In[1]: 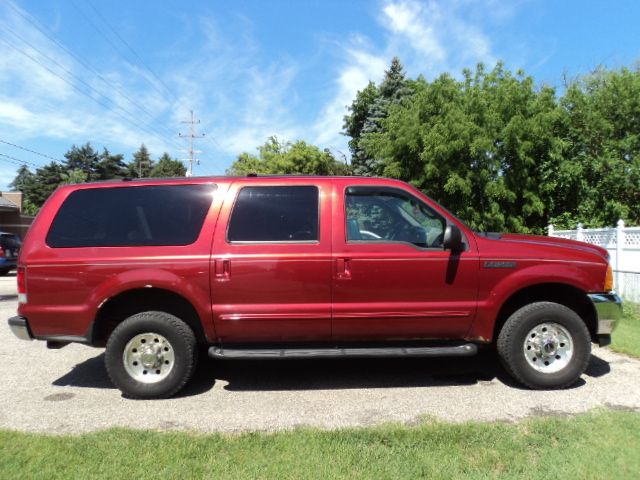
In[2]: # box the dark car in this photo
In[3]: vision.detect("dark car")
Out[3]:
[0,231,21,275]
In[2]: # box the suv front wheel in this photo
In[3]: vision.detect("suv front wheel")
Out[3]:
[105,311,198,399]
[497,302,591,389]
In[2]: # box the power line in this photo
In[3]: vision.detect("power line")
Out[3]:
[0,152,39,168]
[86,0,180,105]
[5,0,168,129]
[70,0,179,109]
[3,25,182,149]
[0,139,64,163]
[0,35,180,151]
[179,110,205,177]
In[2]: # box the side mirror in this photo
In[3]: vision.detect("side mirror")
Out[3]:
[443,224,463,252]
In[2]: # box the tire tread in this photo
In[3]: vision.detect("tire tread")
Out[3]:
[105,311,197,399]
[497,301,591,389]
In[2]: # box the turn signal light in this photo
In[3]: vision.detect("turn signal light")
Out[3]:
[604,264,614,292]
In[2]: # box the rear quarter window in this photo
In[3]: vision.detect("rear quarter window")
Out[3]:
[46,184,215,248]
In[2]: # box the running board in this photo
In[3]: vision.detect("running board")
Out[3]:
[208,344,477,359]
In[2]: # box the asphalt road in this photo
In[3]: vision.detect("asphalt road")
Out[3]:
[1,274,639,434]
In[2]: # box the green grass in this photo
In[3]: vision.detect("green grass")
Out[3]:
[611,302,640,358]
[1,410,639,479]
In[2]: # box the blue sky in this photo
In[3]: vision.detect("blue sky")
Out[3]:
[0,0,639,188]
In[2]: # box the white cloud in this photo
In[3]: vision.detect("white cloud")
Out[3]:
[313,48,387,147]
[380,0,497,71]
[310,0,501,154]
[383,1,446,63]
[161,17,305,173]
[0,0,512,184]
[0,1,181,167]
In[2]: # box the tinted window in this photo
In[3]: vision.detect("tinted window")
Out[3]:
[346,187,445,248]
[47,184,215,248]
[228,186,319,242]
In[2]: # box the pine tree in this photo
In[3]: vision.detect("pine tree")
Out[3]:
[8,164,35,193]
[96,148,127,180]
[63,143,100,181]
[150,153,187,177]
[343,57,413,176]
[127,144,155,178]
[343,82,379,176]
[29,162,67,207]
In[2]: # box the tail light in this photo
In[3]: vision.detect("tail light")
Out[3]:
[17,266,27,303]
[0,246,4,258]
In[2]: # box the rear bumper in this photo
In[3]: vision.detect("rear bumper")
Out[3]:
[588,293,622,346]
[8,315,32,341]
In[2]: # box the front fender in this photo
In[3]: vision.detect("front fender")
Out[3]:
[468,260,603,341]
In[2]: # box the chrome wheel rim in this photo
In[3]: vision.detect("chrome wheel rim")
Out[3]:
[123,333,175,383]
[523,322,573,373]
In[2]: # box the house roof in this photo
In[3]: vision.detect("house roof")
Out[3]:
[0,196,19,211]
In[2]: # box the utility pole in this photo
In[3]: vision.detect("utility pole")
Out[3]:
[178,110,205,177]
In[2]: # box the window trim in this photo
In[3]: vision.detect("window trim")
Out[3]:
[344,185,465,252]
[45,183,216,249]
[225,184,321,245]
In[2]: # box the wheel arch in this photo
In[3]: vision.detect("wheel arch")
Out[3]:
[92,288,207,347]
[491,283,597,344]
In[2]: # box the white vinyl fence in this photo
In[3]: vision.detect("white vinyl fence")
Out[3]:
[548,220,640,302]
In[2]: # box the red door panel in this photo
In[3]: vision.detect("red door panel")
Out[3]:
[331,180,479,341]
[210,181,332,343]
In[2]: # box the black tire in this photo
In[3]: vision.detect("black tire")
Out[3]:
[105,311,197,399]
[0,268,11,276]
[497,302,591,389]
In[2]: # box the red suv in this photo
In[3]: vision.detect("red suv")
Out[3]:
[8,176,622,398]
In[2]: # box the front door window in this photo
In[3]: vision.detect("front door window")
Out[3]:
[345,188,446,249]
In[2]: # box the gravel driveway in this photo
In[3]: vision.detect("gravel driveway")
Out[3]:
[1,275,639,434]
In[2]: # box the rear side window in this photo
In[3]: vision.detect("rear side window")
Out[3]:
[227,186,319,242]
[47,184,215,248]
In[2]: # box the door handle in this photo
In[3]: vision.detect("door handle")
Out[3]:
[214,259,230,280]
[336,258,351,280]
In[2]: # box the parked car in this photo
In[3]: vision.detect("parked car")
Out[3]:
[0,231,22,275]
[8,176,622,398]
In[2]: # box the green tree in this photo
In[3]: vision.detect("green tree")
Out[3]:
[362,62,564,233]
[550,66,640,228]
[227,137,350,176]
[8,164,35,194]
[343,57,413,176]
[61,168,88,184]
[96,148,127,180]
[127,144,155,178]
[343,81,379,175]
[150,153,187,177]
[8,165,39,215]
[63,143,100,181]
[28,162,67,207]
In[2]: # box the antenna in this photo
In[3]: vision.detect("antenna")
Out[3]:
[179,110,205,176]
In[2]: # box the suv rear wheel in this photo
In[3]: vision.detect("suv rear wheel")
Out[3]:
[497,302,591,389]
[105,311,197,399]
